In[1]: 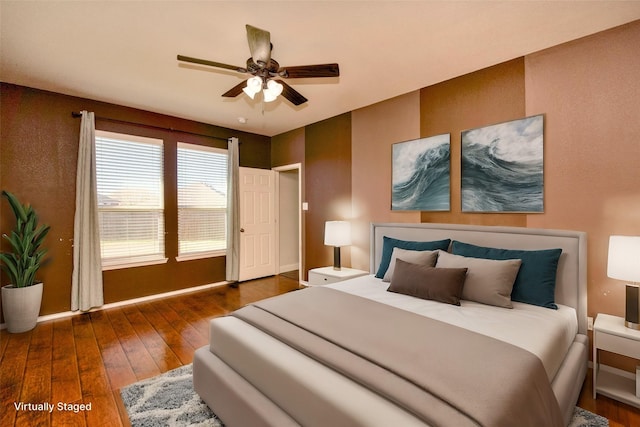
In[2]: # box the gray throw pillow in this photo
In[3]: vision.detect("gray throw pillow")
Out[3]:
[435,251,521,308]
[382,247,439,282]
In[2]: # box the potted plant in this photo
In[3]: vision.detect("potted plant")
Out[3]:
[0,190,50,333]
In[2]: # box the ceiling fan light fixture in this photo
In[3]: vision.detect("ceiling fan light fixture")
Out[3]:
[178,24,339,106]
[263,79,284,103]
[243,76,262,99]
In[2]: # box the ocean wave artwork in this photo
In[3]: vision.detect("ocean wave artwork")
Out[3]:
[461,114,544,212]
[392,134,450,211]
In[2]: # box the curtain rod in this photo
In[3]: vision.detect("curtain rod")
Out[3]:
[71,111,231,142]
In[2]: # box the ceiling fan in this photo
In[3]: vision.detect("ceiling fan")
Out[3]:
[177,25,340,106]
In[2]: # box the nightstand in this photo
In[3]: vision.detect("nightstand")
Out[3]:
[593,313,640,408]
[307,267,369,286]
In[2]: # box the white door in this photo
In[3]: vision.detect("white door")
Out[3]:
[239,167,276,281]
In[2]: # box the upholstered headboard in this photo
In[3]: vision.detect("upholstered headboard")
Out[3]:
[370,223,588,334]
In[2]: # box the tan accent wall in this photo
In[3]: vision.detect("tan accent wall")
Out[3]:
[351,92,421,271]
[524,22,640,369]
[420,58,527,227]
[347,22,640,371]
[351,60,528,273]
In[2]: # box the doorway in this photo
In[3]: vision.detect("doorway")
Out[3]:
[274,164,302,283]
[238,167,276,282]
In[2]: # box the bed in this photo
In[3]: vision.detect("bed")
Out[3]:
[193,222,588,427]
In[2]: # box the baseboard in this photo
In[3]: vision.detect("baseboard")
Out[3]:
[588,360,636,380]
[279,263,299,273]
[0,281,229,330]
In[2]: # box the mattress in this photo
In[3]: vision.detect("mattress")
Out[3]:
[328,274,578,380]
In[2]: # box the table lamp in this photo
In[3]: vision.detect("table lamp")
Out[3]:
[324,221,351,270]
[607,235,640,330]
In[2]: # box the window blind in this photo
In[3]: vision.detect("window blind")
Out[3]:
[177,142,228,257]
[95,131,165,267]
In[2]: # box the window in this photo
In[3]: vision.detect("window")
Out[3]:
[177,142,228,259]
[95,131,166,268]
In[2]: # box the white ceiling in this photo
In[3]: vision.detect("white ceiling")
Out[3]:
[2,1,639,137]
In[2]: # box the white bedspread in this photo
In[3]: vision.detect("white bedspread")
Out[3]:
[328,274,578,380]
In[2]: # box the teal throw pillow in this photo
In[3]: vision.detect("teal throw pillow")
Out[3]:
[451,241,562,309]
[375,236,451,279]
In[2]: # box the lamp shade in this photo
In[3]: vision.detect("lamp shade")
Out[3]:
[608,235,640,282]
[243,76,262,99]
[263,80,283,103]
[324,221,351,247]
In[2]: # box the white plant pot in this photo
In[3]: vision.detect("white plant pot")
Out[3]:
[1,282,43,333]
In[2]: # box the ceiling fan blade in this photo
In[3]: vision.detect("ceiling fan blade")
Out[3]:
[279,63,340,78]
[246,25,271,66]
[276,80,308,106]
[177,55,246,73]
[222,79,249,98]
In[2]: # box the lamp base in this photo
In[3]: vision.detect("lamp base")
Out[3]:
[625,284,640,330]
[333,247,342,271]
[625,320,640,330]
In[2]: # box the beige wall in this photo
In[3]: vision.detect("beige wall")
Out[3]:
[351,92,421,270]
[525,22,640,323]
[347,20,640,370]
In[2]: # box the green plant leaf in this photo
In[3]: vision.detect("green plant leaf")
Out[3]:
[2,191,28,223]
[33,224,51,247]
[23,263,38,287]
[5,231,24,255]
[0,253,19,286]
[0,191,49,288]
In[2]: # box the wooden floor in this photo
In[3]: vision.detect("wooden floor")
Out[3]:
[0,275,301,427]
[577,368,640,426]
[2,275,640,427]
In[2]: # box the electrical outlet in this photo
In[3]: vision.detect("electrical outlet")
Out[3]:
[587,316,594,331]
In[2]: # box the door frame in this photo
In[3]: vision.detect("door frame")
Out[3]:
[273,163,303,283]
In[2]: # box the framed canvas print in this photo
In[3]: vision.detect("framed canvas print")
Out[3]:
[461,114,544,213]
[392,134,450,211]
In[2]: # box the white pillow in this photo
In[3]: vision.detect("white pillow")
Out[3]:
[435,250,521,308]
[382,247,438,282]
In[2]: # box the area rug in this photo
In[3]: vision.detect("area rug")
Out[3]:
[121,364,609,427]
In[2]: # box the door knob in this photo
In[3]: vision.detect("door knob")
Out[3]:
[240,228,245,232]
